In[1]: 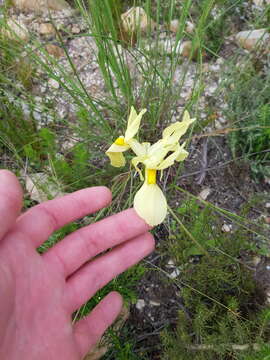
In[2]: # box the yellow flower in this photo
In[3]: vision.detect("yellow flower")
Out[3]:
[132,111,195,226]
[105,107,147,167]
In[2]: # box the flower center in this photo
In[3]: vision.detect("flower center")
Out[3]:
[114,136,126,146]
[147,169,157,184]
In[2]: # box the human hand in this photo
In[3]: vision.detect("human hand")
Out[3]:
[0,170,154,360]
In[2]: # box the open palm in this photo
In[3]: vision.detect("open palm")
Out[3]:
[0,170,154,360]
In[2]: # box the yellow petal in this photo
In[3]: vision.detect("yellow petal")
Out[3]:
[162,110,195,144]
[134,182,167,226]
[128,138,148,157]
[106,143,129,167]
[124,107,147,142]
[176,149,189,161]
[106,142,130,153]
[131,155,145,181]
[157,143,188,170]
[106,151,126,167]
[144,140,176,169]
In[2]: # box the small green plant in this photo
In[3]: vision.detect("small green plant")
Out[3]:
[0,99,38,150]
[226,66,270,180]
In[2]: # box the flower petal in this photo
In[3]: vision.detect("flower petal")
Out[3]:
[106,142,130,153]
[145,140,176,169]
[157,143,188,170]
[128,138,148,157]
[131,155,145,180]
[134,182,167,226]
[106,151,126,167]
[162,110,195,144]
[125,107,147,142]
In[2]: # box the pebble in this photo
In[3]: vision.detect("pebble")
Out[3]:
[71,24,81,34]
[135,299,146,311]
[169,268,181,279]
[162,39,193,57]
[198,187,211,201]
[235,29,269,51]
[149,300,160,306]
[179,40,193,57]
[121,7,156,34]
[186,21,194,34]
[169,19,180,33]
[166,259,176,268]
[169,19,194,34]
[2,18,30,42]
[221,223,232,233]
[39,23,55,36]
[45,44,65,58]
[24,172,65,203]
[252,256,261,266]
[253,0,270,6]
[12,0,71,13]
[48,78,60,89]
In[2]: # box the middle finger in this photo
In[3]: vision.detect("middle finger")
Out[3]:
[66,231,154,312]
[43,208,150,278]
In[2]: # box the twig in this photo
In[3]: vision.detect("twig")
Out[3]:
[196,137,208,185]
[187,343,266,351]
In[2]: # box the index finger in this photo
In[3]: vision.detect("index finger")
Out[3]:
[15,186,112,247]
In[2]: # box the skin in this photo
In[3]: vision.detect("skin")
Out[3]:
[0,170,154,360]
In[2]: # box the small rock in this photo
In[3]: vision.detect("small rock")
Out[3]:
[252,256,261,266]
[265,202,270,208]
[265,217,270,225]
[166,259,176,268]
[135,299,146,311]
[235,29,269,52]
[264,177,270,185]
[48,78,60,89]
[198,187,211,201]
[202,63,210,72]
[186,21,195,34]
[162,39,194,58]
[253,0,270,6]
[179,40,193,57]
[39,23,55,36]
[216,57,225,65]
[25,173,65,203]
[169,268,180,279]
[71,24,81,34]
[266,289,270,305]
[221,223,232,233]
[159,31,167,39]
[121,7,156,34]
[169,19,194,34]
[2,18,29,42]
[149,300,160,306]
[215,119,224,130]
[45,44,65,58]
[169,19,180,33]
[12,0,71,13]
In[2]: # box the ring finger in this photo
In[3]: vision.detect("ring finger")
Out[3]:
[66,232,154,313]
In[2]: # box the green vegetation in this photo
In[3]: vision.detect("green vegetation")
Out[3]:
[226,63,270,180]
[161,198,269,360]
[0,0,269,358]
